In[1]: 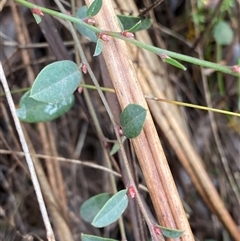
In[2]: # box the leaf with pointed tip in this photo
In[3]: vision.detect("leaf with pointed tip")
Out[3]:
[33,13,42,24]
[160,226,184,238]
[91,190,128,228]
[30,60,81,104]
[128,20,142,33]
[81,234,118,241]
[110,136,127,155]
[17,90,74,123]
[117,15,152,32]
[162,57,186,70]
[87,0,102,17]
[80,193,111,223]
[93,39,103,56]
[75,6,98,42]
[120,104,147,139]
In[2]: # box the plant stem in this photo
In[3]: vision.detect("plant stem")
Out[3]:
[105,31,238,76]
[15,0,240,77]
[216,43,224,95]
[15,0,100,32]
[0,63,55,241]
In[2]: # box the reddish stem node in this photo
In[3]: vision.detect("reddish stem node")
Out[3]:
[159,53,169,60]
[84,18,96,25]
[127,184,136,198]
[153,225,162,236]
[99,33,110,41]
[121,31,134,38]
[231,65,240,74]
[81,63,88,74]
[77,86,83,94]
[32,8,44,16]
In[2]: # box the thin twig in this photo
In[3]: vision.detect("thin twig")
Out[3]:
[138,0,164,17]
[0,63,55,241]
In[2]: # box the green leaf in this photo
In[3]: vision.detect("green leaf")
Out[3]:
[80,193,111,223]
[213,21,233,45]
[17,90,74,123]
[160,226,184,238]
[110,136,127,155]
[30,60,81,103]
[87,0,102,17]
[93,39,103,56]
[81,234,118,241]
[75,6,98,42]
[117,15,152,32]
[128,20,142,33]
[161,56,186,70]
[33,13,42,24]
[120,104,147,139]
[91,190,128,228]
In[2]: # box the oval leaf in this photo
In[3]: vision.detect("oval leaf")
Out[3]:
[17,90,74,123]
[81,234,118,241]
[117,15,152,32]
[80,193,111,223]
[93,39,103,56]
[75,6,98,42]
[160,226,184,238]
[213,21,233,45]
[92,189,128,228]
[87,0,102,17]
[30,60,81,103]
[162,57,186,70]
[120,104,147,139]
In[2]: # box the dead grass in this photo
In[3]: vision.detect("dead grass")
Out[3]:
[0,0,239,241]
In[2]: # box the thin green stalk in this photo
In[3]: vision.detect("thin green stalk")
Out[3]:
[216,43,224,95]
[106,31,238,76]
[15,0,99,32]
[15,0,240,77]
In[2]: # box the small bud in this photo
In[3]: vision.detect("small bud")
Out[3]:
[77,86,83,94]
[231,65,240,73]
[153,225,162,235]
[32,8,44,16]
[99,33,110,41]
[84,18,96,25]
[121,31,134,38]
[81,63,88,74]
[127,185,136,198]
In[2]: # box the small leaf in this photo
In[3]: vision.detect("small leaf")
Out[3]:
[87,0,102,17]
[30,60,81,103]
[161,56,186,70]
[80,193,111,223]
[92,190,128,228]
[117,15,152,32]
[33,13,42,24]
[213,21,233,45]
[75,6,98,42]
[110,136,127,155]
[120,104,147,139]
[17,90,74,123]
[160,226,184,238]
[81,234,118,241]
[128,20,142,33]
[93,39,103,56]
